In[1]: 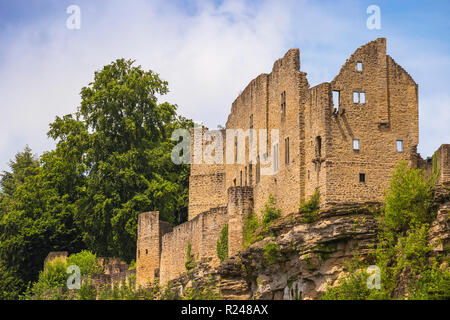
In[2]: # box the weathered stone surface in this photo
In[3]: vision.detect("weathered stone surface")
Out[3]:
[165,205,379,300]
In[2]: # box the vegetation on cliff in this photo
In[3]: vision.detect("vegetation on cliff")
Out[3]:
[299,189,320,223]
[321,161,449,300]
[216,224,228,262]
[242,195,281,249]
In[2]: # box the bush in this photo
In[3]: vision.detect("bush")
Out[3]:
[66,250,101,277]
[185,242,196,271]
[263,242,281,265]
[216,224,228,262]
[383,161,436,231]
[321,270,373,300]
[182,277,220,300]
[262,195,281,226]
[27,259,68,299]
[79,278,97,300]
[299,189,320,223]
[322,161,449,300]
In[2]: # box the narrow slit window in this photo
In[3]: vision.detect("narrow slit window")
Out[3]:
[245,167,247,186]
[281,91,286,118]
[285,137,290,165]
[353,139,360,150]
[273,143,279,173]
[333,90,340,111]
[356,62,363,71]
[315,136,322,158]
[359,173,366,183]
[240,171,242,186]
[353,92,359,103]
[396,140,403,152]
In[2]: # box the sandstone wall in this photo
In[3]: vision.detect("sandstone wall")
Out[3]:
[227,187,254,256]
[136,212,172,286]
[188,127,227,220]
[324,38,418,206]
[435,144,450,184]
[224,49,308,218]
[159,206,228,284]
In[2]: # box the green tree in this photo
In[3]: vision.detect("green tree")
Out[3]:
[48,59,192,261]
[0,146,83,297]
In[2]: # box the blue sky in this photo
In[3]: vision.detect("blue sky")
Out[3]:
[0,0,449,173]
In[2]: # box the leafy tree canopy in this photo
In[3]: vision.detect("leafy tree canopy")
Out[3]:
[0,59,192,297]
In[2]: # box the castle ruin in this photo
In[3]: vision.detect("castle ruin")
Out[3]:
[136,38,450,287]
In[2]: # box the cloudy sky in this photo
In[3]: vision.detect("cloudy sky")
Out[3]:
[0,0,449,172]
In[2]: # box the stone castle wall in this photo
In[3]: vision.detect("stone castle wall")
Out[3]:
[188,127,227,220]
[323,38,418,206]
[159,206,228,284]
[136,38,449,287]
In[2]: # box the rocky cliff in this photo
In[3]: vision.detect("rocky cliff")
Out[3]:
[166,183,449,300]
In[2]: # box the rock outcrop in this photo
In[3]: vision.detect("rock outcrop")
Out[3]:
[168,203,381,300]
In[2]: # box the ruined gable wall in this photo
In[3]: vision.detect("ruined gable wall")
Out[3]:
[324,38,418,205]
[225,49,307,218]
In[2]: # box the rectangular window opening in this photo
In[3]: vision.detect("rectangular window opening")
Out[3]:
[332,90,340,111]
[353,139,360,150]
[359,173,366,183]
[396,140,403,152]
[281,91,286,118]
[273,143,279,173]
[356,62,363,71]
[245,167,247,186]
[353,91,359,103]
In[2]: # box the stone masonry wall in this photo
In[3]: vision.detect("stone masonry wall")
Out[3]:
[227,187,254,257]
[224,49,308,218]
[189,127,227,220]
[325,38,418,206]
[136,212,172,286]
[136,38,438,287]
[159,206,228,284]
